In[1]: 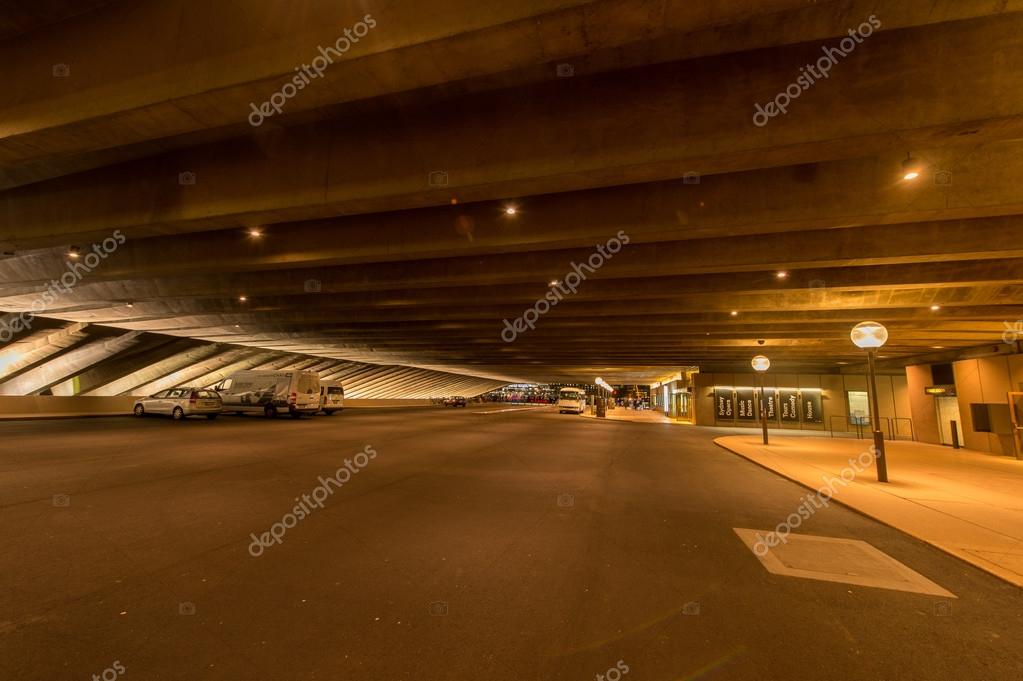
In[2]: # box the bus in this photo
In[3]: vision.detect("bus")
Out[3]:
[557,387,586,414]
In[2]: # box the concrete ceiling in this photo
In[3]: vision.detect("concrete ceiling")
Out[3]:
[2,0,1023,385]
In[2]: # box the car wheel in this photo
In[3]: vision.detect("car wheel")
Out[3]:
[290,411,302,419]
[172,407,184,421]
[133,404,145,417]
[206,414,218,420]
[264,405,277,419]
[324,410,334,416]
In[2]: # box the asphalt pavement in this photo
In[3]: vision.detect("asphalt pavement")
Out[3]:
[1,406,1020,680]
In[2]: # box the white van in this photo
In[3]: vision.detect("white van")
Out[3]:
[557,387,587,414]
[320,380,344,415]
[215,370,321,419]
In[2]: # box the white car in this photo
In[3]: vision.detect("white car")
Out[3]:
[133,388,223,420]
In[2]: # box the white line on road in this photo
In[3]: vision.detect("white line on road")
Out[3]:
[472,406,549,415]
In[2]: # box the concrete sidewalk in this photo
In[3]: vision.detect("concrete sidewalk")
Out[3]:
[715,435,1023,587]
[579,408,679,425]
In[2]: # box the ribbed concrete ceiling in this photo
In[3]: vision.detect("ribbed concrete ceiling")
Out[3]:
[2,0,1022,384]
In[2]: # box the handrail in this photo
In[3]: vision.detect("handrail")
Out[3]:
[829,415,914,441]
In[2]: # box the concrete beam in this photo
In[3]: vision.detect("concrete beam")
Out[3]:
[0,330,142,395]
[6,13,1023,248]
[85,342,226,396]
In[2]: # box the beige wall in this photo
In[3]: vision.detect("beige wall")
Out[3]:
[905,364,939,444]
[953,357,1017,455]
[904,355,1023,457]
[693,372,910,435]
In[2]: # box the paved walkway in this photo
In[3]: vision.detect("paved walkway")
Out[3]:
[579,408,680,424]
[715,435,1023,587]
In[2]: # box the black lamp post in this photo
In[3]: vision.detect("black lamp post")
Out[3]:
[851,321,890,483]
[752,355,770,445]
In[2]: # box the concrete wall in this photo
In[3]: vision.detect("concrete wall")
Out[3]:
[0,396,436,419]
[905,364,940,444]
[344,399,434,408]
[693,372,910,436]
[903,354,1023,457]
[0,396,135,418]
[953,357,1017,455]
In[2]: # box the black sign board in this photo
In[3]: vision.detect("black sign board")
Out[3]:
[735,388,756,421]
[759,390,778,420]
[802,391,823,423]
[779,389,800,422]
[714,388,734,420]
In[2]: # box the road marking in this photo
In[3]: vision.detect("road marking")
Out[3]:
[734,528,956,597]
[472,406,549,415]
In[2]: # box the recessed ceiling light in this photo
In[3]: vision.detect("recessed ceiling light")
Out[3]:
[66,246,81,259]
[238,295,248,302]
[125,302,134,308]
[248,228,263,238]
[548,279,560,287]
[931,346,945,349]
[730,310,738,316]
[776,271,788,279]
[504,206,517,215]
[930,304,941,311]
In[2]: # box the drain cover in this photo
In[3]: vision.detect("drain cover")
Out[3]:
[734,528,956,597]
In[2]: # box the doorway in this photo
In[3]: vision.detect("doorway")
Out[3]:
[672,391,691,422]
[935,396,962,446]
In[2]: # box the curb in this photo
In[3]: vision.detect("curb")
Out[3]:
[713,437,1022,589]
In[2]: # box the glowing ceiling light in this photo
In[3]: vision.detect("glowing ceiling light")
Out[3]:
[850,321,888,349]
[902,155,923,181]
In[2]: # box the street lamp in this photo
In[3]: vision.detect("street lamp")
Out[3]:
[851,321,889,482]
[751,355,770,445]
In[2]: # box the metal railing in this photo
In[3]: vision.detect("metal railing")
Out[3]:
[829,415,915,441]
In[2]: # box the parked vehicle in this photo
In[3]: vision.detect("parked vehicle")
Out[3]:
[320,380,344,415]
[215,370,321,419]
[444,396,467,407]
[557,387,586,414]
[133,388,222,420]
